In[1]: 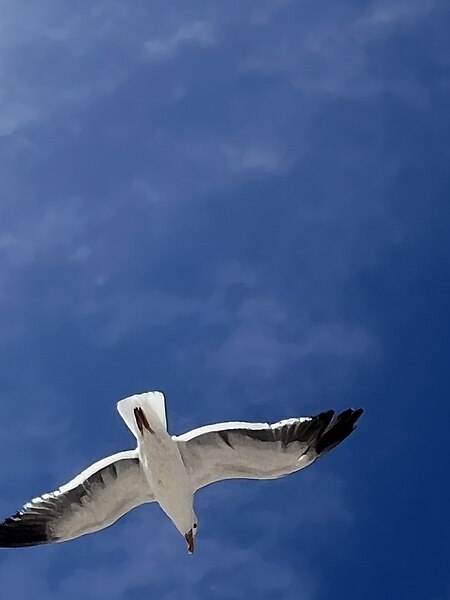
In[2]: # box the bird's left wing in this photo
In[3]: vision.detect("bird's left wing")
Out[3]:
[176,409,363,491]
[0,450,154,547]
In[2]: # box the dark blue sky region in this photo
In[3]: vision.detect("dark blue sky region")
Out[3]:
[0,1,449,599]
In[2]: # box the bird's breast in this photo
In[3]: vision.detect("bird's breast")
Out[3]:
[138,432,191,501]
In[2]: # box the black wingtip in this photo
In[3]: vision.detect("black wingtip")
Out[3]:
[0,512,50,548]
[314,407,364,456]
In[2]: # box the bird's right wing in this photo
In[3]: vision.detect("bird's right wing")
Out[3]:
[0,450,154,547]
[176,409,363,491]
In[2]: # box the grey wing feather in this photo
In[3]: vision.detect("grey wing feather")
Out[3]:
[176,409,363,491]
[0,450,154,547]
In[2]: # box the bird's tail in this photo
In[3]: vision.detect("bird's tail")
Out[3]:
[117,391,168,439]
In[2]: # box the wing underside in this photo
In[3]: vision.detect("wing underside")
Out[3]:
[176,409,363,490]
[0,450,154,547]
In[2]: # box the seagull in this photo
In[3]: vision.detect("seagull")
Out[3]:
[0,392,363,553]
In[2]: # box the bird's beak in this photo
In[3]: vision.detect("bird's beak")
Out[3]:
[185,529,195,554]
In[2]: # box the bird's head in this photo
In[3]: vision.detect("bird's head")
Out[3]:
[171,504,198,554]
[183,518,198,555]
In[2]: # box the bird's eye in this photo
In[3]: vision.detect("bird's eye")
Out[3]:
[193,523,198,529]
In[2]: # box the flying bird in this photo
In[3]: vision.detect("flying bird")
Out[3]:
[0,392,363,553]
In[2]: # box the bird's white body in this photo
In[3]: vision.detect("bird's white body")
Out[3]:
[139,429,192,521]
[117,393,196,539]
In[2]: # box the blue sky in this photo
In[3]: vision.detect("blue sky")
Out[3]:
[0,0,449,598]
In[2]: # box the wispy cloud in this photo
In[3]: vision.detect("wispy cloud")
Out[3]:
[209,294,373,378]
[0,2,218,136]
[144,20,215,61]
[242,0,443,97]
